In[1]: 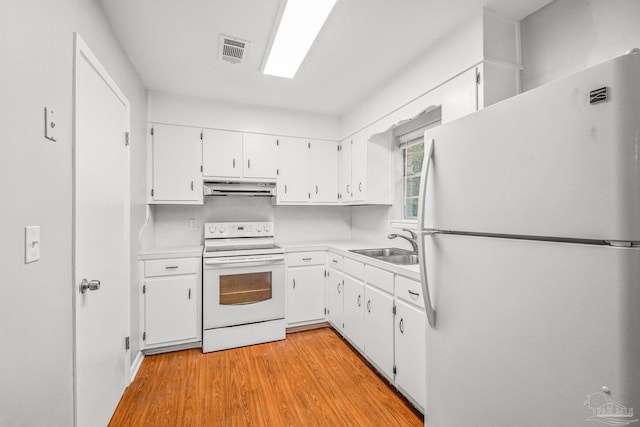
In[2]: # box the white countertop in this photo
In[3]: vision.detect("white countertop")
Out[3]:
[277,239,420,281]
[138,245,204,260]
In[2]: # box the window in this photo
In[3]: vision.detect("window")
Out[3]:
[403,142,424,219]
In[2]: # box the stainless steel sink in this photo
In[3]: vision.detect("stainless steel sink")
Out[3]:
[349,248,419,265]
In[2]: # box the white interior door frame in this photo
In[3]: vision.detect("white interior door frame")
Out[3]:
[72,33,131,426]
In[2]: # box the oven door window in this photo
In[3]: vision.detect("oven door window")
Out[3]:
[219,272,273,305]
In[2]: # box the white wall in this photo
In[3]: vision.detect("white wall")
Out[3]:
[0,1,147,426]
[152,198,351,247]
[149,91,341,140]
[521,0,640,91]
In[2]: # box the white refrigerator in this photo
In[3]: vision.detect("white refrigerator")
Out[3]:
[418,51,640,426]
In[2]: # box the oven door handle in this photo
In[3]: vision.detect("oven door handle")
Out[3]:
[204,256,285,267]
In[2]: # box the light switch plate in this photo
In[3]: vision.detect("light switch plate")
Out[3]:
[44,107,57,141]
[25,226,41,263]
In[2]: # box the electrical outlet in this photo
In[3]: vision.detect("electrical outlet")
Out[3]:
[189,219,198,230]
[25,226,40,263]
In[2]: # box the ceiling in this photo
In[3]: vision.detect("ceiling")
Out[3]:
[100,0,553,116]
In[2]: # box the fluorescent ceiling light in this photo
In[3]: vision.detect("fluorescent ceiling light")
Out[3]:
[263,0,337,79]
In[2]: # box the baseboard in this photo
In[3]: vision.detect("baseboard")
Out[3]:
[129,351,144,384]
[286,322,331,334]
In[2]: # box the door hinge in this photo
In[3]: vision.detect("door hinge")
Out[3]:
[476,70,481,85]
[200,131,203,141]
[393,365,397,375]
[143,284,146,294]
[124,132,129,146]
[125,336,130,350]
[150,189,154,197]
[150,127,154,136]
[143,332,146,341]
[392,304,396,315]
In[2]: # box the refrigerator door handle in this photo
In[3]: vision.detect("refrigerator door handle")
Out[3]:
[417,137,436,328]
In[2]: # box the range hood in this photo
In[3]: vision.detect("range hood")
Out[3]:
[203,182,277,197]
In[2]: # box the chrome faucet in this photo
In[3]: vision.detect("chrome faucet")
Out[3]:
[387,228,419,253]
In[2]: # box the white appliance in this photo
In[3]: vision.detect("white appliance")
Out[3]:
[417,51,640,426]
[202,221,285,353]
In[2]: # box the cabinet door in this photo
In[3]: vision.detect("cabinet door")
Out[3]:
[278,137,309,203]
[287,266,326,325]
[202,129,242,178]
[395,300,426,409]
[327,267,343,331]
[310,140,338,203]
[364,285,394,378]
[152,124,202,202]
[441,67,478,124]
[339,137,352,202]
[351,130,366,202]
[145,275,198,346]
[343,275,365,351]
[243,133,278,180]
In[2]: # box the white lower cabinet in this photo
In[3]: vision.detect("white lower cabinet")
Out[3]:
[327,266,344,331]
[394,299,426,410]
[342,273,365,351]
[286,265,326,326]
[364,285,394,379]
[143,256,201,349]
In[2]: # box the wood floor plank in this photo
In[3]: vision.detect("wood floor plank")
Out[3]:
[109,328,423,427]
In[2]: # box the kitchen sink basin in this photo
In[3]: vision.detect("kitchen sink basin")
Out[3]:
[349,248,419,265]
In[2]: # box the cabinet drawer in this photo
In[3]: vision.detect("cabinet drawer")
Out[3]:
[327,253,343,270]
[364,265,394,294]
[145,257,200,277]
[287,251,325,267]
[395,275,424,310]
[344,257,364,279]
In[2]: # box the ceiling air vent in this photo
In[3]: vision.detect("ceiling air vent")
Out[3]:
[218,35,250,65]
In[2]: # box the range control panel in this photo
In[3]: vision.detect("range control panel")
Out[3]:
[204,222,274,239]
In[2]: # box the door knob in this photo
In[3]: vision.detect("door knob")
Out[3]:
[80,278,101,294]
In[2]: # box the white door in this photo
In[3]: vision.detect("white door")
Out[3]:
[395,299,426,409]
[339,137,352,202]
[342,275,365,351]
[74,35,129,427]
[310,140,338,203]
[152,124,202,202]
[327,268,343,330]
[350,130,366,202]
[243,133,278,180]
[202,129,242,178]
[145,275,198,345]
[278,137,309,203]
[364,285,394,378]
[287,266,325,325]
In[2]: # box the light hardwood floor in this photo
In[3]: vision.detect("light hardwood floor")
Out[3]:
[110,328,423,426]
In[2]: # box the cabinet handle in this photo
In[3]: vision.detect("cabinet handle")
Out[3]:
[248,159,251,169]
[293,279,296,289]
[357,294,361,307]
[285,184,287,194]
[233,158,235,168]
[165,266,179,269]
[408,290,420,299]
[399,318,404,334]
[302,257,312,261]
[359,182,362,192]
[188,288,191,300]
[332,259,338,263]
[315,185,318,194]
[337,283,341,294]
[190,181,194,191]
[346,184,350,193]
[367,300,371,313]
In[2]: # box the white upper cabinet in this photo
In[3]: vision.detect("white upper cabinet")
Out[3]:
[243,133,278,180]
[202,129,242,179]
[150,124,202,204]
[441,67,479,124]
[278,137,309,203]
[339,137,352,202]
[310,140,338,203]
[350,131,366,202]
[277,138,338,205]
